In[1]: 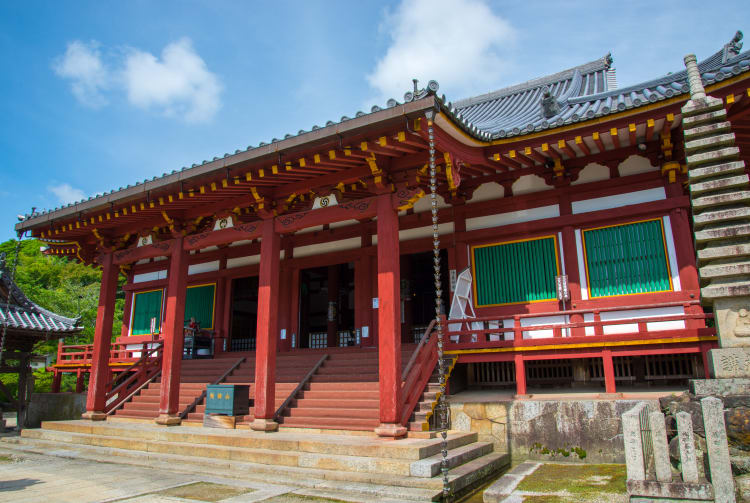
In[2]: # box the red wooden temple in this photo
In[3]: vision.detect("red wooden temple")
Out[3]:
[15,35,750,436]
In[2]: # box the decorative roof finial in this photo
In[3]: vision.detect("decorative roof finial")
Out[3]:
[683,54,706,100]
[722,30,743,62]
[413,79,419,94]
[541,86,561,118]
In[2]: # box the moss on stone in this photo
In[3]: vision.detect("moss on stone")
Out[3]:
[156,482,254,502]
[516,463,626,495]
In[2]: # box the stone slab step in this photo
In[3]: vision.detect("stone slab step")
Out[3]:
[692,190,750,210]
[0,437,442,501]
[698,242,750,262]
[690,173,749,196]
[689,159,746,182]
[306,382,379,391]
[683,120,732,142]
[699,260,750,279]
[684,132,736,155]
[693,204,750,226]
[695,222,750,243]
[410,441,494,477]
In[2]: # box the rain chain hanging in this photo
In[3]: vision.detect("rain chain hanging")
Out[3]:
[425,109,451,502]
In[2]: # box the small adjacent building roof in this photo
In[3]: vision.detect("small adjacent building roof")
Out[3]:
[0,253,81,352]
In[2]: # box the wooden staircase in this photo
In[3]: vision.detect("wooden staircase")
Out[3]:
[278,346,415,431]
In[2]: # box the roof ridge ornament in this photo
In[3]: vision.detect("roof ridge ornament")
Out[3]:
[541,86,561,118]
[403,79,440,102]
[723,30,744,63]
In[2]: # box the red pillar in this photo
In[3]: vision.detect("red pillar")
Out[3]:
[82,252,118,420]
[156,236,189,425]
[374,194,406,437]
[120,289,133,339]
[602,350,617,394]
[670,207,700,290]
[51,371,62,393]
[289,267,300,349]
[76,369,86,394]
[251,218,280,431]
[514,353,527,397]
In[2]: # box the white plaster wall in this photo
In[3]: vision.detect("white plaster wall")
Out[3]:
[133,270,167,283]
[229,239,253,248]
[571,187,666,214]
[512,174,550,195]
[330,219,360,229]
[571,163,610,186]
[399,222,455,241]
[469,182,504,203]
[188,260,220,275]
[618,155,658,177]
[466,205,560,231]
[293,237,361,258]
[413,192,449,212]
[575,229,589,300]
[583,306,685,335]
[521,314,567,339]
[227,255,259,268]
[295,225,324,235]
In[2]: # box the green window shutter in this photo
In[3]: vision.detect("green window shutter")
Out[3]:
[473,236,558,306]
[583,219,671,298]
[131,290,163,335]
[185,284,216,329]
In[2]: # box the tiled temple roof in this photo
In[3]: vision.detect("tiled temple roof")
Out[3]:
[16,31,748,227]
[0,253,81,334]
[440,30,748,139]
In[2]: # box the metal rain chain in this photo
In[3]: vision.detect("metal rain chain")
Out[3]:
[425,108,452,501]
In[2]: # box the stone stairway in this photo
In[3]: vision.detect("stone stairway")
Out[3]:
[408,356,459,432]
[2,420,508,501]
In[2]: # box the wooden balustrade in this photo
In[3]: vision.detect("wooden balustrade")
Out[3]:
[445,300,714,349]
[400,320,439,426]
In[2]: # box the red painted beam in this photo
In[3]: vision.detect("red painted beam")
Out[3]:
[274,197,377,234]
[113,239,176,265]
[183,221,262,251]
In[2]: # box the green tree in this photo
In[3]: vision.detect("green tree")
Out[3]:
[1,238,125,395]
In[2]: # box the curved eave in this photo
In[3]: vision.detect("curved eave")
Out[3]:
[16,98,438,234]
[433,70,750,148]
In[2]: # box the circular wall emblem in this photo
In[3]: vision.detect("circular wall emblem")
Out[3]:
[320,197,330,207]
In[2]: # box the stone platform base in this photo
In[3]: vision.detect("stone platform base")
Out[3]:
[707,347,750,379]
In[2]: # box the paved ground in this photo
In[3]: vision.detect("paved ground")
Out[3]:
[0,447,385,503]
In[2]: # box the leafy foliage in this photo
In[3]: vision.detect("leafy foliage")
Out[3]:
[1,238,125,396]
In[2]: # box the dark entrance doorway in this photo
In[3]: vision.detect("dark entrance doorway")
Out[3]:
[229,276,258,351]
[402,250,449,343]
[298,263,355,348]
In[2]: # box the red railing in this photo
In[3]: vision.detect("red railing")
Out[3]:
[104,341,163,414]
[400,319,438,426]
[445,300,714,350]
[54,339,164,368]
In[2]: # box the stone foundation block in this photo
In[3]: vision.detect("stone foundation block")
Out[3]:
[690,378,750,396]
[708,348,750,379]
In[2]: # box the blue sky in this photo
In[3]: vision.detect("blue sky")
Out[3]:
[1,0,747,242]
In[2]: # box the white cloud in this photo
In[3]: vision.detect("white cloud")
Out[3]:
[48,183,86,205]
[122,38,222,123]
[53,41,109,108]
[367,0,516,105]
[52,38,222,123]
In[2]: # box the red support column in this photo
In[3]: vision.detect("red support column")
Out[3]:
[374,194,406,438]
[82,252,118,420]
[602,349,617,394]
[222,277,233,352]
[213,257,227,357]
[76,369,86,394]
[251,218,281,432]
[120,289,133,339]
[514,353,527,397]
[156,236,189,425]
[51,371,62,393]
[562,225,585,337]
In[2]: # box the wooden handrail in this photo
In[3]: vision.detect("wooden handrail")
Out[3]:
[179,357,245,419]
[463,300,702,324]
[402,319,436,381]
[400,334,438,426]
[105,369,161,415]
[446,313,712,339]
[110,341,164,389]
[274,354,328,421]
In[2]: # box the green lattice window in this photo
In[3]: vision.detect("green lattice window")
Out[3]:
[185,284,216,329]
[583,219,672,298]
[131,289,163,335]
[472,236,559,306]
